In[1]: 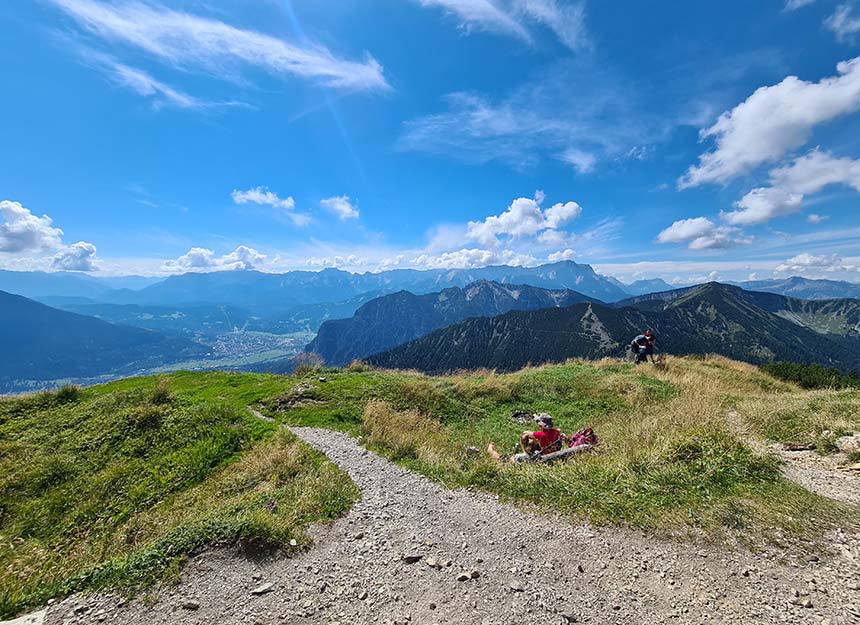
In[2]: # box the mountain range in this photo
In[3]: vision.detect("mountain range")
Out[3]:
[306,280,598,365]
[0,290,207,392]
[368,283,860,374]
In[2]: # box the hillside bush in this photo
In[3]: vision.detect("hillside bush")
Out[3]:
[762,362,860,390]
[293,352,324,376]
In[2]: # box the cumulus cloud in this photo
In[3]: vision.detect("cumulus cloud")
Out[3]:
[547,248,575,262]
[163,245,266,272]
[807,213,829,223]
[410,247,536,269]
[679,58,860,187]
[656,217,750,250]
[231,186,310,226]
[320,195,360,220]
[49,0,388,91]
[826,5,860,42]
[536,229,568,246]
[776,252,857,274]
[722,187,804,226]
[722,149,860,225]
[0,200,65,253]
[467,194,582,247]
[415,0,588,50]
[52,241,99,271]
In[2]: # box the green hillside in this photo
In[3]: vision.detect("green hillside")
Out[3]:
[2,357,858,618]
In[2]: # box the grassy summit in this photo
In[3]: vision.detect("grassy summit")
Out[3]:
[2,356,858,618]
[0,374,358,618]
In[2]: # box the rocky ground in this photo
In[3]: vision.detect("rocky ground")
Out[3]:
[36,427,860,625]
[771,433,860,507]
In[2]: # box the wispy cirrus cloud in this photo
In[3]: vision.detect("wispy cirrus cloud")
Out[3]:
[415,0,588,51]
[88,53,205,109]
[399,60,668,171]
[826,4,860,42]
[48,0,389,91]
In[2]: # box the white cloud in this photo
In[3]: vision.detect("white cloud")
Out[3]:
[231,186,310,227]
[679,58,860,187]
[306,254,367,268]
[52,241,99,271]
[544,201,582,229]
[785,0,816,10]
[104,58,204,109]
[320,195,360,220]
[415,0,587,50]
[49,0,388,91]
[776,252,857,274]
[410,247,536,269]
[560,148,597,173]
[513,0,589,51]
[418,0,530,41]
[826,5,860,42]
[807,213,829,224]
[656,217,716,244]
[722,149,860,225]
[399,60,666,171]
[163,245,266,272]
[466,194,582,247]
[656,217,750,251]
[547,248,575,262]
[769,148,860,194]
[722,187,804,225]
[536,229,568,246]
[0,200,65,253]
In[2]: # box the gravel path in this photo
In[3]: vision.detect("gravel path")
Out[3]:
[772,445,860,507]
[43,427,860,625]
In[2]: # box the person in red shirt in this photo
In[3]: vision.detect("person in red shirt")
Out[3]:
[532,414,567,454]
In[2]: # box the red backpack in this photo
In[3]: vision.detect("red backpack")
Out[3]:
[569,427,598,447]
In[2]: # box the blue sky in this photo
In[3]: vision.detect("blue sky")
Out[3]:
[1,0,859,283]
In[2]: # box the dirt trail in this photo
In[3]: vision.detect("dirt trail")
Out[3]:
[43,428,860,625]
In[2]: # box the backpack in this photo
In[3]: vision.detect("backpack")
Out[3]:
[569,427,598,447]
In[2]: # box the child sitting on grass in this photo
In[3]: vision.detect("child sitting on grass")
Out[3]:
[487,432,542,464]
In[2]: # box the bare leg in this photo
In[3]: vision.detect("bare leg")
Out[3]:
[487,442,502,462]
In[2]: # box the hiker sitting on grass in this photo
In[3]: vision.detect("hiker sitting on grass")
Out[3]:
[487,414,568,463]
[487,432,542,463]
[531,413,567,454]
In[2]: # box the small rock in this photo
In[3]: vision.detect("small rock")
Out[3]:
[181,600,200,611]
[402,554,422,564]
[510,581,525,592]
[250,583,275,596]
[457,573,471,582]
[354,532,364,540]
[429,603,437,610]
[470,570,481,579]
[426,557,439,568]
[357,590,368,600]
[289,539,298,547]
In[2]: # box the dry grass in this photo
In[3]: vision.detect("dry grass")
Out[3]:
[356,356,852,541]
